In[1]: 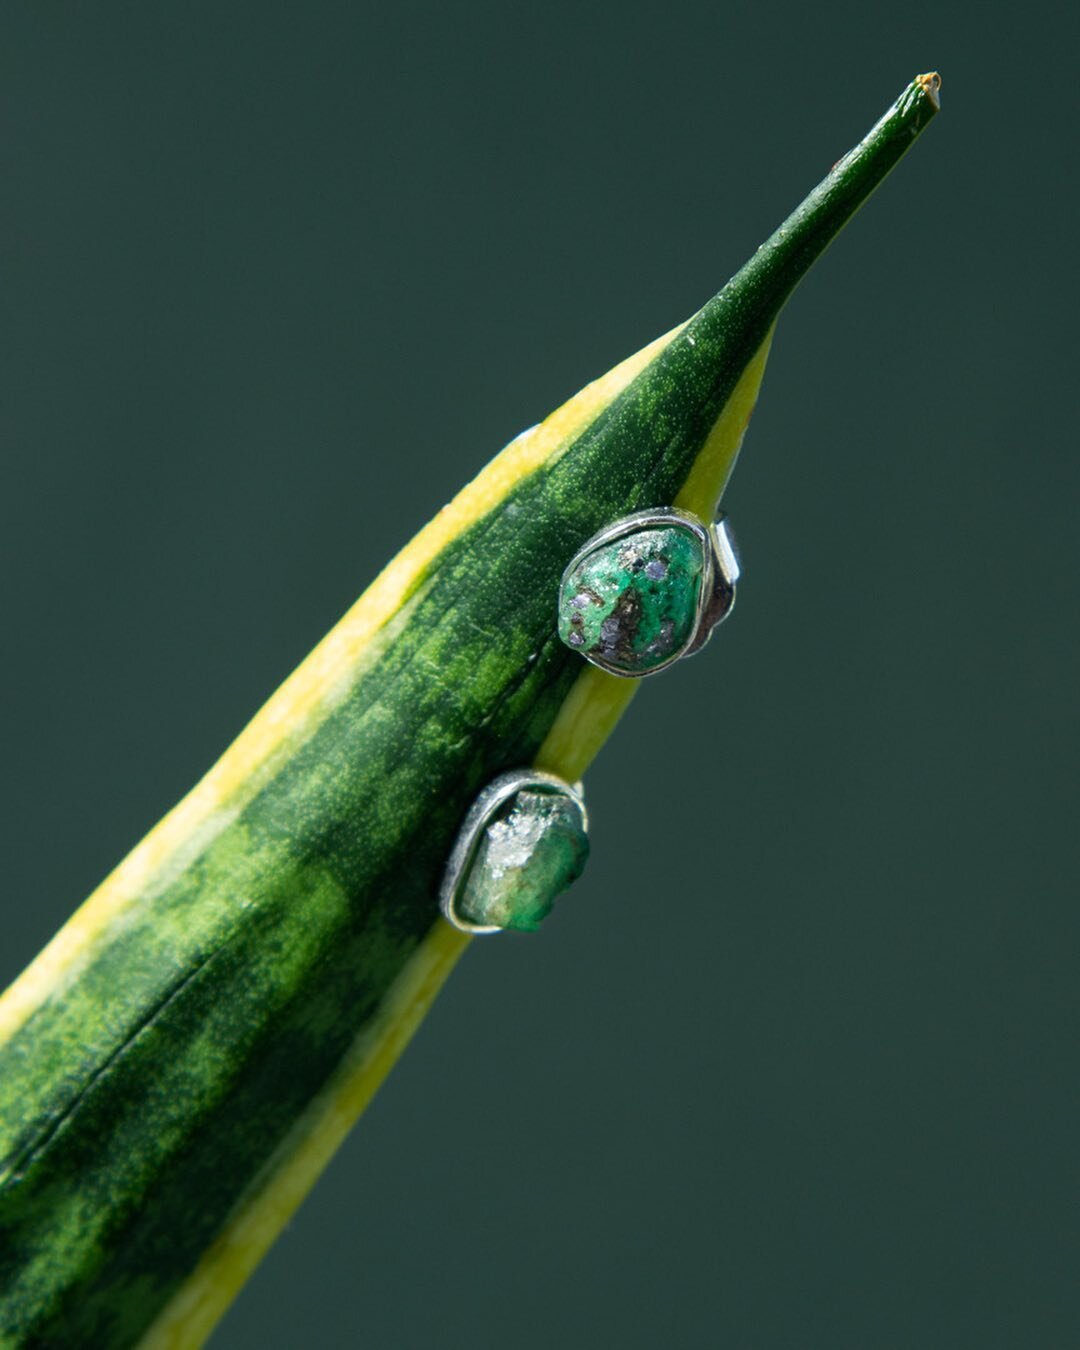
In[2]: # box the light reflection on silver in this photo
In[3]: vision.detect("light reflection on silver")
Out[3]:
[439,769,588,935]
[558,506,741,677]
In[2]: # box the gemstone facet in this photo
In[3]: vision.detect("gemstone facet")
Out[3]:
[558,523,707,676]
[455,787,589,933]
[440,771,590,934]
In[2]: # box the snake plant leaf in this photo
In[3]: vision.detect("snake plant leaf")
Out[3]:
[0,74,940,1348]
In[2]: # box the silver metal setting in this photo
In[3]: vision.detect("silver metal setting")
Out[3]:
[439,769,589,935]
[558,506,740,678]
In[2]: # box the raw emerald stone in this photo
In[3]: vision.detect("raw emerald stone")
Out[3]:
[456,788,589,933]
[558,524,705,674]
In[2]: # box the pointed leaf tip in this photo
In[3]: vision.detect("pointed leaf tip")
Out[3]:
[917,71,942,109]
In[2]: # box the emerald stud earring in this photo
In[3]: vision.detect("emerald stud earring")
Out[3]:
[440,770,590,934]
[557,507,740,677]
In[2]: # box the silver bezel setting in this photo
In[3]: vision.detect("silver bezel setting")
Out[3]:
[439,769,589,935]
[558,506,740,678]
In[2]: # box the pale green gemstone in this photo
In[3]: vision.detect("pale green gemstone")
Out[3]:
[456,787,589,933]
[558,524,705,674]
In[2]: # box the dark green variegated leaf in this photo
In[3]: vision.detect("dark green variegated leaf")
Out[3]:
[0,73,940,1349]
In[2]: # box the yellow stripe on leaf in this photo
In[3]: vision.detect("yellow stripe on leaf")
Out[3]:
[143,326,774,1349]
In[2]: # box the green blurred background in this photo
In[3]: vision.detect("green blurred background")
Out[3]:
[2,3,1077,1346]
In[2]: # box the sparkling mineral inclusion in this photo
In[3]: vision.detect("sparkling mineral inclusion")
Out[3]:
[456,788,590,933]
[558,524,705,674]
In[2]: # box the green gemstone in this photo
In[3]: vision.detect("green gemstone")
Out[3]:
[558,524,705,674]
[456,787,590,933]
